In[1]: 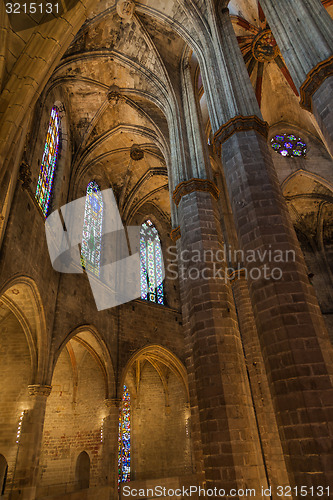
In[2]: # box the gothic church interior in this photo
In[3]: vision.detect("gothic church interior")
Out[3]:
[0,0,333,498]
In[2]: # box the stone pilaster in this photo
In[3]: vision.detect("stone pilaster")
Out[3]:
[9,385,51,500]
[103,398,121,499]
[259,0,333,153]
[174,183,268,494]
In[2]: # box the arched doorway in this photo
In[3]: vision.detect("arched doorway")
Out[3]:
[0,455,8,496]
[75,451,90,489]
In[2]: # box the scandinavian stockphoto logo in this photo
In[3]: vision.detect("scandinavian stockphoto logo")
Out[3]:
[45,189,165,311]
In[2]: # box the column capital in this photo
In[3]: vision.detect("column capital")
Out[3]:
[28,385,52,397]
[170,226,181,242]
[213,115,269,155]
[104,398,122,409]
[172,179,219,207]
[300,55,333,112]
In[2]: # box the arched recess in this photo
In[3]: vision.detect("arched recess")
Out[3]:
[120,345,192,481]
[75,451,90,490]
[0,275,48,384]
[37,326,114,497]
[0,277,45,493]
[0,455,8,496]
[51,325,115,397]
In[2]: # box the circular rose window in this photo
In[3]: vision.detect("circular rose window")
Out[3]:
[270,134,307,158]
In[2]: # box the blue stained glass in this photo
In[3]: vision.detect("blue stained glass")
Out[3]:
[118,385,131,485]
[270,134,307,158]
[81,181,103,276]
[140,220,164,305]
[35,106,60,216]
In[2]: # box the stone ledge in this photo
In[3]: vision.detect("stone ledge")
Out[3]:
[172,179,219,207]
[300,55,333,112]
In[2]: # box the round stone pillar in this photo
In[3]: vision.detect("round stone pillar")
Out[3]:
[259,0,333,154]
[9,385,51,500]
[172,179,268,496]
[205,6,333,490]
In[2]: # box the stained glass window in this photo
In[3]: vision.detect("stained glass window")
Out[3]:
[81,181,103,276]
[271,134,307,158]
[35,106,60,216]
[140,220,164,305]
[118,385,131,485]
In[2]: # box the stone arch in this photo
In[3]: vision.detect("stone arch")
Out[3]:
[75,451,90,489]
[120,345,191,480]
[0,277,46,494]
[0,454,8,496]
[281,169,333,195]
[121,344,189,401]
[52,324,115,399]
[38,325,113,495]
[0,275,48,383]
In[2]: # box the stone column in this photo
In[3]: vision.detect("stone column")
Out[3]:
[230,273,290,496]
[172,179,268,495]
[103,398,121,499]
[9,385,51,500]
[213,166,290,496]
[206,6,333,489]
[259,0,333,154]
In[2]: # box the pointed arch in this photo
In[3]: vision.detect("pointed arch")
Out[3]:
[281,169,333,195]
[120,345,189,403]
[0,275,48,383]
[52,324,115,399]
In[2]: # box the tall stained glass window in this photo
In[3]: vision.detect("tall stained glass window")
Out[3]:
[81,181,103,276]
[270,134,307,158]
[140,220,164,305]
[118,385,131,484]
[35,106,60,216]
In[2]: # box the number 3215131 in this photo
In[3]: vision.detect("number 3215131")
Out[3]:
[5,3,59,14]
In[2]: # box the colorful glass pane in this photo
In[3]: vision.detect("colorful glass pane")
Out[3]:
[118,385,131,485]
[35,106,60,216]
[270,133,307,158]
[140,220,164,305]
[81,181,103,276]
